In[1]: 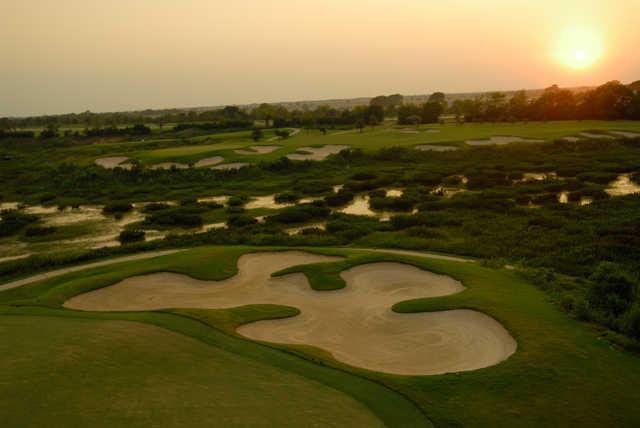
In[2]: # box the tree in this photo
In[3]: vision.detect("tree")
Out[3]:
[252,128,263,141]
[428,92,446,107]
[509,90,529,121]
[421,102,444,124]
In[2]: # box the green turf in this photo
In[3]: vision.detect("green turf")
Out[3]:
[0,314,386,428]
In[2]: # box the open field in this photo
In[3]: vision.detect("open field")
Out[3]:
[1,246,640,427]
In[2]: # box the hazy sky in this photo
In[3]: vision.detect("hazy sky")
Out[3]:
[2,0,639,116]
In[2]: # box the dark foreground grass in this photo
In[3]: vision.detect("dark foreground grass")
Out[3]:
[1,246,640,427]
[0,313,388,428]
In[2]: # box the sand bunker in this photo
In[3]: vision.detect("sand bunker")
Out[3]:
[466,136,543,146]
[609,131,640,138]
[386,189,403,197]
[415,144,458,152]
[234,145,281,155]
[65,252,515,375]
[212,163,251,170]
[95,157,133,170]
[151,162,189,170]
[194,156,224,167]
[562,136,582,142]
[579,132,614,140]
[287,145,348,161]
[339,195,376,216]
[605,174,640,196]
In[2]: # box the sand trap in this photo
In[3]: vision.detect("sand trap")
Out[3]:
[151,162,189,170]
[95,157,133,170]
[0,202,20,210]
[65,253,515,375]
[562,136,582,142]
[386,189,403,197]
[339,195,376,216]
[245,195,293,210]
[415,144,458,152]
[466,136,543,146]
[609,131,640,138]
[212,162,251,170]
[194,156,224,167]
[605,173,640,196]
[234,145,281,155]
[580,197,593,206]
[579,132,614,140]
[287,145,348,161]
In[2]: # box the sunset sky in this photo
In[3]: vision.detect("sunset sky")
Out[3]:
[2,0,639,116]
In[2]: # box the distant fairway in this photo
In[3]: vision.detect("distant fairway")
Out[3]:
[61,120,640,167]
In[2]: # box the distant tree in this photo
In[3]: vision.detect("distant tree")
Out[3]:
[355,119,365,133]
[509,90,529,121]
[252,128,263,141]
[588,262,637,317]
[421,102,444,124]
[428,92,446,108]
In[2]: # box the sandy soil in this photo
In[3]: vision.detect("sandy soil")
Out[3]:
[285,222,327,235]
[234,145,281,155]
[151,162,189,170]
[0,202,20,210]
[245,195,293,210]
[287,145,348,161]
[385,189,403,198]
[212,162,251,170]
[194,156,224,167]
[65,252,515,375]
[339,195,376,216]
[197,195,230,205]
[0,250,183,291]
[466,136,543,146]
[95,157,132,170]
[415,144,458,152]
[558,191,569,204]
[605,174,640,196]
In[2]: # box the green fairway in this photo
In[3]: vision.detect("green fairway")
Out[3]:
[1,246,639,427]
[0,315,384,428]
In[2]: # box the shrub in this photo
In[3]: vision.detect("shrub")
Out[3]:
[274,191,300,203]
[24,226,56,237]
[0,210,39,237]
[141,203,171,213]
[144,210,203,228]
[103,202,133,216]
[118,230,145,244]
[325,190,355,207]
[227,214,257,228]
[588,262,637,317]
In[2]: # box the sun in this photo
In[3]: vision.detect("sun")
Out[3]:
[554,27,603,69]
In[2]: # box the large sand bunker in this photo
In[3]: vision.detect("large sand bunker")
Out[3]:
[466,136,543,146]
[66,252,516,375]
[95,157,133,170]
[287,145,348,161]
